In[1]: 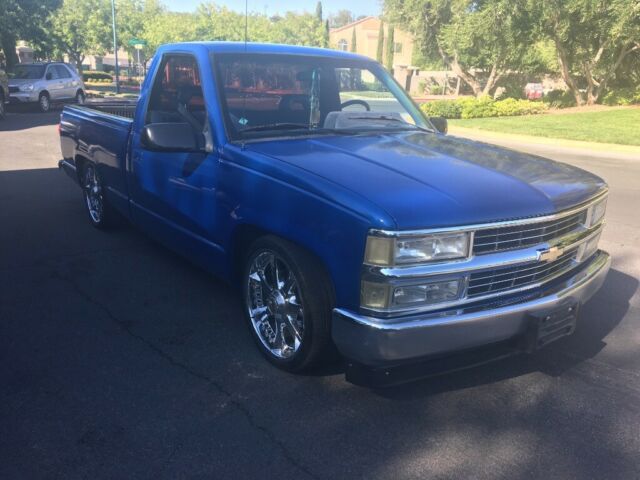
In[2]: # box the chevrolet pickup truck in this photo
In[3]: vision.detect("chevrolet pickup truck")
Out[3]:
[59,43,610,385]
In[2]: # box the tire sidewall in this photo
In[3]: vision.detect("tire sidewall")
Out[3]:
[242,238,324,372]
[39,93,50,112]
[76,90,85,104]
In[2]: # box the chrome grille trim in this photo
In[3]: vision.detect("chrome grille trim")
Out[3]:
[473,210,587,254]
[467,250,578,297]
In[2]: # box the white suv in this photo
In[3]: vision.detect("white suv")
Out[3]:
[8,63,86,112]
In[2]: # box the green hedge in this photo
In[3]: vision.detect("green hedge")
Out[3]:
[82,71,113,82]
[542,89,576,108]
[601,87,640,106]
[421,96,549,119]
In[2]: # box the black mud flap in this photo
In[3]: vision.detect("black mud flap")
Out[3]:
[520,302,579,353]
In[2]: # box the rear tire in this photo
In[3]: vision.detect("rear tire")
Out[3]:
[242,235,334,372]
[76,90,85,105]
[80,162,117,229]
[38,92,51,113]
[0,92,5,120]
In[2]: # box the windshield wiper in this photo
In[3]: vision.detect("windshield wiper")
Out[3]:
[239,123,311,133]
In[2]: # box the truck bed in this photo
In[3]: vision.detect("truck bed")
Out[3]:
[80,100,138,119]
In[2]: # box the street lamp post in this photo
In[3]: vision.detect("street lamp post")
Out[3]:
[110,0,120,94]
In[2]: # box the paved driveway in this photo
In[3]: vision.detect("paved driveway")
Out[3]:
[1,110,639,479]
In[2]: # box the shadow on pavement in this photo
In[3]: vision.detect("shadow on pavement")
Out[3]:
[2,166,639,479]
[0,108,60,132]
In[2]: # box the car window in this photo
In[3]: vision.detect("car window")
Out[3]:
[11,65,46,79]
[46,66,60,80]
[54,65,71,79]
[146,54,206,126]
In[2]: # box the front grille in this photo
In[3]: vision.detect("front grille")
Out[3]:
[473,210,587,255]
[9,86,19,93]
[467,249,577,298]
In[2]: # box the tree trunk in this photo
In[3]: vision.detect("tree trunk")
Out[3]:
[481,62,502,97]
[438,45,483,96]
[1,33,19,69]
[554,38,584,106]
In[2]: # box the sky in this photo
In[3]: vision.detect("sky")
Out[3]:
[163,0,381,19]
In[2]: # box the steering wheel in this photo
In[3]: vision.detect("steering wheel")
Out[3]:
[340,99,371,111]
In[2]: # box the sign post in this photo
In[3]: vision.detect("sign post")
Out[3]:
[128,38,147,84]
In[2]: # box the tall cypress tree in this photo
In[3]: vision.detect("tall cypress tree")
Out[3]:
[350,28,357,53]
[324,19,330,48]
[376,21,384,63]
[385,25,395,72]
[315,2,323,22]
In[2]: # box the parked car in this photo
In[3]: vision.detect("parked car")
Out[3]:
[0,67,8,120]
[525,82,544,100]
[59,43,610,386]
[8,62,85,112]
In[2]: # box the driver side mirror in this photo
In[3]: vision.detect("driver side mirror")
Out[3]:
[45,72,53,80]
[429,116,448,134]
[142,122,204,152]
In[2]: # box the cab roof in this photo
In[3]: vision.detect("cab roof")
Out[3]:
[160,42,374,63]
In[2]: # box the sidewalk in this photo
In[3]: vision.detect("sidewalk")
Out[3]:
[448,126,640,161]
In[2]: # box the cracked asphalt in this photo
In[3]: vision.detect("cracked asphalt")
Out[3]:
[1,109,639,479]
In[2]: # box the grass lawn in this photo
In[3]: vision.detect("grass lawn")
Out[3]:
[449,108,640,146]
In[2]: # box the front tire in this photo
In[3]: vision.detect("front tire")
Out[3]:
[242,236,334,372]
[38,92,51,113]
[76,90,85,105]
[81,163,116,229]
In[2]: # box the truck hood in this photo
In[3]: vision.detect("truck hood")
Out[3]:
[246,131,606,229]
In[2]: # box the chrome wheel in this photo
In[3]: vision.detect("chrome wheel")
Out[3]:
[39,94,50,112]
[83,165,103,223]
[246,251,305,359]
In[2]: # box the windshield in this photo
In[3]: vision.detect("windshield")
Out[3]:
[10,65,46,80]
[213,53,431,140]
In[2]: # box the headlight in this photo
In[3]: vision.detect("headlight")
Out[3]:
[361,278,464,310]
[19,83,35,92]
[586,197,607,227]
[364,231,471,266]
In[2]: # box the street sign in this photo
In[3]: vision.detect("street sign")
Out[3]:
[128,38,147,47]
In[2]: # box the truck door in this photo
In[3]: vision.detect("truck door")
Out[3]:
[128,53,224,263]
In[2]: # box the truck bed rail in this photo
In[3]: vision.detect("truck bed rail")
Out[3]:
[82,101,137,119]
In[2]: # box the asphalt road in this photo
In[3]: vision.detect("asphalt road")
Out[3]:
[1,109,639,479]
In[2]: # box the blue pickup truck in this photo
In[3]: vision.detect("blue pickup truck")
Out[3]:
[59,42,610,384]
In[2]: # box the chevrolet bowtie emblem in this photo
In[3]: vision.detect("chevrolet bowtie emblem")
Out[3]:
[537,246,564,263]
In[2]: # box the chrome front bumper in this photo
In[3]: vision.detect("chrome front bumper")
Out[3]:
[332,250,610,366]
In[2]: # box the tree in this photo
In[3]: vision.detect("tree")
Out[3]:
[537,0,640,105]
[328,10,354,28]
[324,19,330,48]
[385,0,535,97]
[376,21,384,63]
[350,28,357,53]
[385,25,394,71]
[315,1,323,22]
[50,0,112,71]
[0,0,61,68]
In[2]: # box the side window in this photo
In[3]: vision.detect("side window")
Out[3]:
[46,66,59,80]
[146,54,206,126]
[55,65,71,78]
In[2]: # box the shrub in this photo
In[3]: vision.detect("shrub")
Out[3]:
[600,87,640,106]
[421,99,463,119]
[83,71,113,82]
[543,89,576,108]
[420,96,548,119]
